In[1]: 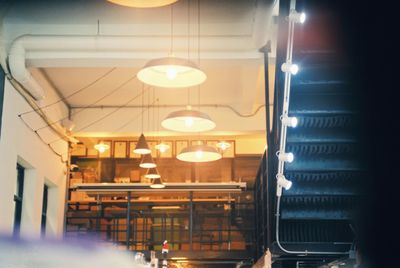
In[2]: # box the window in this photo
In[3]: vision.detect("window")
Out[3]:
[41,184,48,237]
[14,164,24,237]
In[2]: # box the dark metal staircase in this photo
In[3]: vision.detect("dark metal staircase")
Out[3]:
[255,1,366,267]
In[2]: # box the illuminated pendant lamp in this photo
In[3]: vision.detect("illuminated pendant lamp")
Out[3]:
[216,141,231,151]
[161,106,216,132]
[150,177,165,188]
[137,57,206,88]
[94,141,110,153]
[137,3,206,88]
[177,144,221,163]
[107,0,178,8]
[145,168,161,179]
[134,133,151,155]
[140,153,157,168]
[155,142,170,153]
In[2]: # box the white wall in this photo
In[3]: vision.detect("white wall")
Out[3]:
[0,79,68,239]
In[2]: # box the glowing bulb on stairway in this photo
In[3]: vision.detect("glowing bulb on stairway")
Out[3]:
[281,62,299,75]
[281,115,298,128]
[289,10,306,24]
[277,174,292,190]
[278,152,294,163]
[166,66,177,80]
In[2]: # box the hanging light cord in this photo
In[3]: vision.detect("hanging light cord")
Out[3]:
[48,85,146,144]
[34,75,137,131]
[18,68,116,116]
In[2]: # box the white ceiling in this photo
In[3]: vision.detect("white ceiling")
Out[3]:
[1,0,277,138]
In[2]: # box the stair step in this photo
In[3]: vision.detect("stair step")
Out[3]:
[290,92,357,114]
[287,128,358,143]
[286,142,360,156]
[284,157,363,172]
[289,114,359,128]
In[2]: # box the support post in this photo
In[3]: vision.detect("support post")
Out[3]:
[189,191,193,250]
[126,191,131,250]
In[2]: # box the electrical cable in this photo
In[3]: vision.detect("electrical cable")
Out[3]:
[34,75,137,131]
[48,85,146,144]
[18,67,116,116]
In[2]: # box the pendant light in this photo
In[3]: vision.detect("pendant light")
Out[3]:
[94,141,110,153]
[150,177,166,188]
[140,153,157,168]
[137,2,206,88]
[177,144,221,163]
[134,85,151,154]
[107,0,178,8]
[216,141,231,151]
[145,168,161,179]
[162,106,215,132]
[155,142,170,153]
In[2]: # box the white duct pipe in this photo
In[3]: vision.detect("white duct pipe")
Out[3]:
[8,34,263,101]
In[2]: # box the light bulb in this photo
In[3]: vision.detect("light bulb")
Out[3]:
[184,117,194,127]
[277,174,292,190]
[278,152,294,163]
[98,147,106,153]
[289,10,306,24]
[159,146,167,153]
[166,66,177,80]
[195,150,203,159]
[281,115,298,128]
[281,62,299,75]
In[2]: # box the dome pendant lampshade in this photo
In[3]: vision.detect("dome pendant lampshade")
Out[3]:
[94,141,110,153]
[107,0,178,8]
[161,109,216,132]
[134,133,151,154]
[177,144,222,163]
[150,177,165,189]
[145,168,161,179]
[140,153,157,168]
[137,57,207,88]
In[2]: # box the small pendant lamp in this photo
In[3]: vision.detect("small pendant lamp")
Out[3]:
[140,153,157,168]
[145,168,161,179]
[216,141,231,151]
[94,141,110,153]
[107,0,178,8]
[150,177,165,188]
[155,142,170,153]
[134,134,151,155]
[177,144,221,163]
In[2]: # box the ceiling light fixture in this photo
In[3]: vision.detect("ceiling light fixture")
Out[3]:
[289,10,306,24]
[281,62,299,75]
[277,151,294,163]
[161,106,216,132]
[137,3,206,88]
[281,115,298,128]
[134,133,151,154]
[94,141,110,153]
[216,141,231,151]
[177,144,221,163]
[276,174,292,196]
[145,168,161,179]
[150,177,166,188]
[107,0,178,8]
[155,142,170,153]
[140,153,157,168]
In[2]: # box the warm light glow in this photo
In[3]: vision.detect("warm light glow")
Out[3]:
[155,142,170,153]
[137,57,206,88]
[145,168,161,179]
[166,66,177,80]
[107,0,178,8]
[162,109,216,132]
[94,142,110,153]
[281,62,299,75]
[171,257,188,260]
[150,177,165,188]
[216,141,231,151]
[281,115,298,128]
[177,145,222,163]
[278,152,294,163]
[152,206,181,210]
[140,154,157,168]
